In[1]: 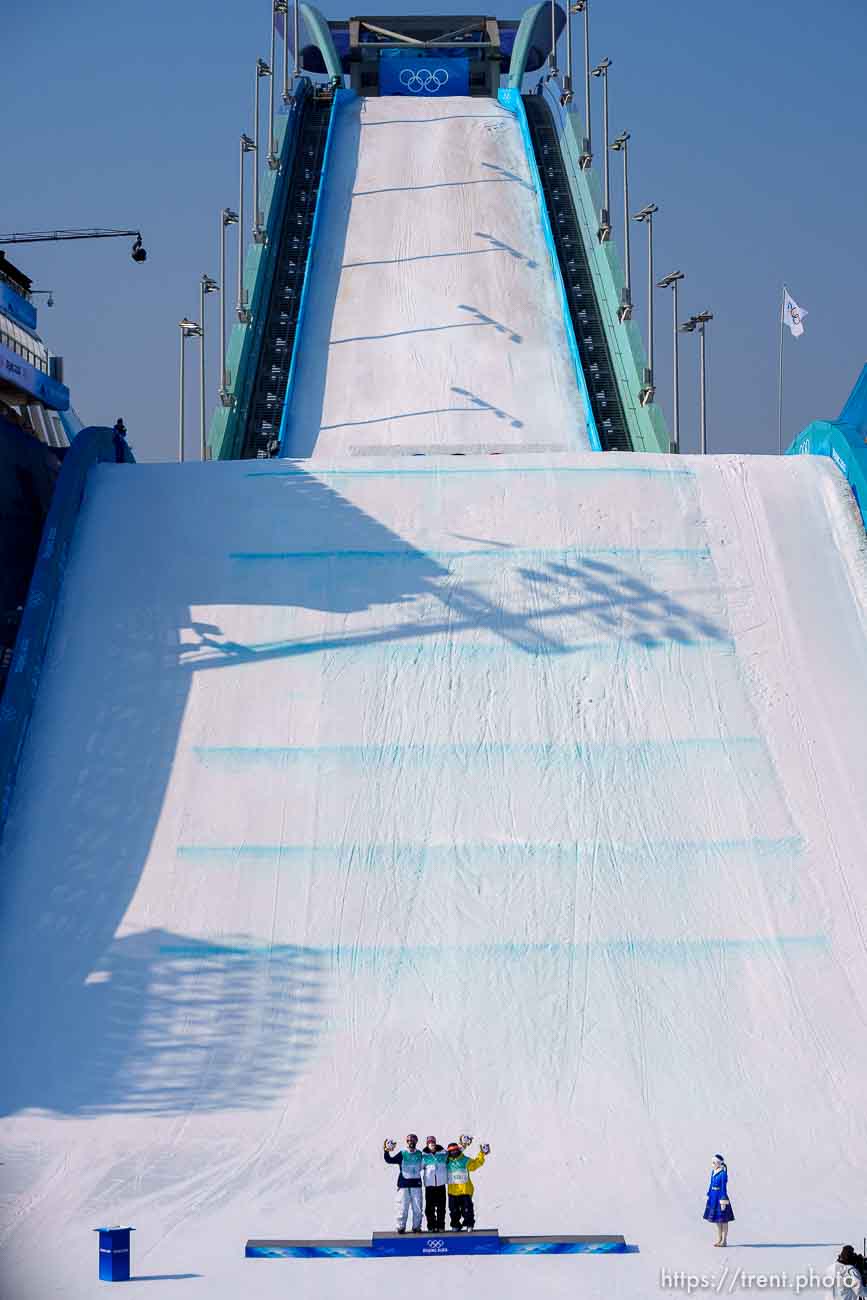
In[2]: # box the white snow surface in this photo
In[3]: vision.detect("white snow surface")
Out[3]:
[2,451,867,1300]
[284,95,590,456]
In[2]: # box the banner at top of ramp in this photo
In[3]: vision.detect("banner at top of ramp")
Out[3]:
[380,50,470,96]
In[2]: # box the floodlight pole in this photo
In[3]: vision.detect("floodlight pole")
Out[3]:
[179,318,202,463]
[238,134,255,322]
[219,207,238,398]
[199,274,219,459]
[611,132,632,320]
[633,203,658,403]
[269,5,281,164]
[679,312,714,454]
[278,0,290,101]
[592,58,611,239]
[572,1,591,166]
[698,315,712,456]
[253,58,272,241]
[549,0,559,81]
[658,271,685,453]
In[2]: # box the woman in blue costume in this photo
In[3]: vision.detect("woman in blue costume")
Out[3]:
[703,1154,734,1246]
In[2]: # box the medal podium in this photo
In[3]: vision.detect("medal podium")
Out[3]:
[245,1231,629,1259]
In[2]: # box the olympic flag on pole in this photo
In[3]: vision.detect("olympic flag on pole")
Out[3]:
[782,290,807,338]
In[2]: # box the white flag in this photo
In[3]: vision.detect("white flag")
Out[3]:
[782,289,807,338]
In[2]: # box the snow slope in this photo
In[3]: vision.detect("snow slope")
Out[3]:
[2,451,867,1299]
[283,95,590,455]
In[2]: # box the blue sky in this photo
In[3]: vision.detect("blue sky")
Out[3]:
[7,0,866,462]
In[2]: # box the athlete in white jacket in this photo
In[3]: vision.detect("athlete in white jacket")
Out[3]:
[421,1137,447,1231]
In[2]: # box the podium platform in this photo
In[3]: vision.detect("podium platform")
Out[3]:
[373,1229,500,1257]
[501,1235,629,1255]
[245,1231,629,1259]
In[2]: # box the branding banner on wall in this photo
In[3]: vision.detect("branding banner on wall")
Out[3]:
[0,282,38,332]
[379,51,469,97]
[0,340,69,410]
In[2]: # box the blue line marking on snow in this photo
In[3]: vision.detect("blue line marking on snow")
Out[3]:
[158,935,827,963]
[192,737,763,767]
[229,544,711,562]
[182,635,737,664]
[176,836,803,867]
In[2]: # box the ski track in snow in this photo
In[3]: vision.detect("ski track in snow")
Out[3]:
[2,97,867,1300]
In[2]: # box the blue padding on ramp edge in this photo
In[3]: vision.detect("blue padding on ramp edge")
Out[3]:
[278,89,353,456]
[497,88,602,453]
[787,364,867,535]
[246,1231,630,1258]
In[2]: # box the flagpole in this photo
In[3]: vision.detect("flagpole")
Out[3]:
[777,284,785,455]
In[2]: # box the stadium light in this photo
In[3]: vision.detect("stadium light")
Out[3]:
[238,134,256,323]
[199,275,219,461]
[547,0,559,84]
[591,58,612,240]
[254,58,272,242]
[610,132,632,320]
[179,317,202,463]
[679,311,714,454]
[0,228,147,262]
[633,203,659,404]
[219,208,239,400]
[275,0,289,103]
[658,271,685,453]
[572,1,592,165]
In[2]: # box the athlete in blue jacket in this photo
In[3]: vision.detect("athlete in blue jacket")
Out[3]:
[383,1134,424,1233]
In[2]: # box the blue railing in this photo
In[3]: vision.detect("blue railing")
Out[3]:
[209,79,313,460]
[532,80,669,454]
[499,87,601,451]
[277,86,350,455]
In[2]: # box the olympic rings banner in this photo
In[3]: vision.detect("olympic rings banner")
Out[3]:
[379,51,469,97]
